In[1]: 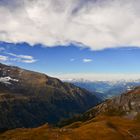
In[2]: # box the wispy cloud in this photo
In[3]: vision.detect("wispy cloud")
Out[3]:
[0,0,140,50]
[53,73,140,81]
[0,55,8,61]
[0,52,37,64]
[83,58,92,63]
[6,53,37,63]
[19,59,37,64]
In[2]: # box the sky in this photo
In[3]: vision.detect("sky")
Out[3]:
[0,0,140,81]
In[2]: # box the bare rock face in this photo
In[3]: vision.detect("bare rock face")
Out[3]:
[80,86,140,121]
[59,86,140,127]
[0,63,101,131]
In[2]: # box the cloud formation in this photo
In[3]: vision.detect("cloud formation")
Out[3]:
[0,55,8,61]
[83,58,92,63]
[54,73,140,81]
[0,0,140,50]
[0,52,37,64]
[6,53,37,63]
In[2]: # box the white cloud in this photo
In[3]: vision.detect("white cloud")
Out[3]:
[0,55,8,61]
[20,59,37,63]
[7,53,34,60]
[52,73,140,81]
[4,52,37,63]
[0,0,140,50]
[83,58,92,63]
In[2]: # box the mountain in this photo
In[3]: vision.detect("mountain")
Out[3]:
[59,86,140,127]
[0,116,139,140]
[0,63,101,131]
[0,86,140,140]
[68,79,140,99]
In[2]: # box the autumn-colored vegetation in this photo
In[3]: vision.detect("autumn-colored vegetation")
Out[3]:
[0,116,140,140]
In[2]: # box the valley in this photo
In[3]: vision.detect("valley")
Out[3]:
[68,79,140,99]
[0,87,140,140]
[0,63,101,130]
[0,63,140,140]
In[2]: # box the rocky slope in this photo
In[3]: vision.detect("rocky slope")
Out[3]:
[82,86,140,120]
[0,63,101,131]
[0,79,140,140]
[59,86,140,127]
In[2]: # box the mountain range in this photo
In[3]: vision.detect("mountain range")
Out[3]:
[0,63,140,140]
[68,79,140,99]
[0,84,140,140]
[0,63,101,131]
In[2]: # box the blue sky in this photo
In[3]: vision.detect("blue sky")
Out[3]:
[0,0,140,80]
[0,42,140,80]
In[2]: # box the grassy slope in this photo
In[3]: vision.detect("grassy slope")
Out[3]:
[0,116,140,140]
[0,63,101,129]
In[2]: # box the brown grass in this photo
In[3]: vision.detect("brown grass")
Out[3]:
[0,116,140,140]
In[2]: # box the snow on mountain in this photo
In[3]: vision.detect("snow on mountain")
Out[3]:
[0,76,19,84]
[65,78,140,99]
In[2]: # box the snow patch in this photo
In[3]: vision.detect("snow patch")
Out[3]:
[0,76,19,84]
